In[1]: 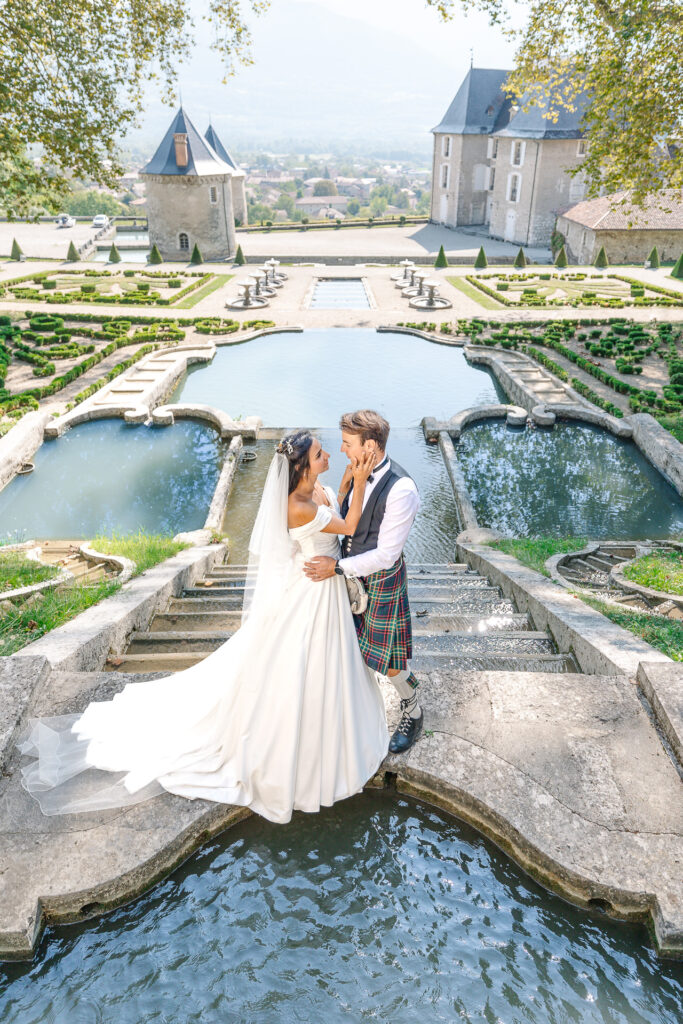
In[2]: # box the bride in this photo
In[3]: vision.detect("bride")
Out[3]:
[19,432,390,825]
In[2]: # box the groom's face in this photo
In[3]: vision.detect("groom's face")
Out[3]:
[341,430,378,463]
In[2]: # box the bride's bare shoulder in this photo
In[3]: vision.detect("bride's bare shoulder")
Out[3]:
[287,493,317,529]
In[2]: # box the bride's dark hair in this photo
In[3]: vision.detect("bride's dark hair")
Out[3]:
[277,430,315,494]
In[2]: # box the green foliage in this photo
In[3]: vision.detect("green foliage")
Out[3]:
[190,243,203,265]
[67,240,80,262]
[473,246,488,270]
[108,243,121,263]
[0,578,121,656]
[487,537,588,577]
[513,247,527,269]
[671,254,683,280]
[65,190,125,216]
[624,550,683,596]
[581,595,683,662]
[0,551,59,591]
[148,243,163,265]
[234,244,245,266]
[647,246,660,269]
[554,245,568,269]
[91,530,190,576]
[594,246,608,269]
[313,179,338,196]
[434,245,448,269]
[10,238,22,260]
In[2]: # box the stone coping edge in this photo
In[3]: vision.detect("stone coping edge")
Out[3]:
[545,541,652,592]
[376,325,466,348]
[456,540,671,677]
[0,410,53,495]
[204,435,243,532]
[629,413,683,496]
[11,544,227,673]
[437,431,478,532]
[465,345,589,412]
[151,403,261,440]
[636,662,683,768]
[422,403,528,441]
[611,555,683,610]
[79,542,135,585]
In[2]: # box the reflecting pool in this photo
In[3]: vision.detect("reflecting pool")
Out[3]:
[309,278,371,308]
[94,248,150,264]
[170,328,506,425]
[456,420,683,539]
[2,794,681,1023]
[0,419,228,540]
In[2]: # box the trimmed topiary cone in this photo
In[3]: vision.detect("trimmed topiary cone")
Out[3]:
[474,246,488,270]
[513,247,527,268]
[67,241,80,262]
[148,243,163,265]
[190,243,203,265]
[108,243,121,264]
[234,244,246,266]
[647,246,660,269]
[672,253,683,280]
[434,244,449,269]
[594,246,608,269]
[554,245,568,269]
[10,237,22,260]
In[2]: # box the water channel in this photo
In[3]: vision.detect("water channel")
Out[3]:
[2,793,681,1022]
[308,278,371,308]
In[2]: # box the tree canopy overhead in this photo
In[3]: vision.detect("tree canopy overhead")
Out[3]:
[427,0,683,203]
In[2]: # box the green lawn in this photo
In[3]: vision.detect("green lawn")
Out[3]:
[0,551,60,592]
[175,274,233,308]
[446,275,504,310]
[0,578,121,656]
[623,549,683,596]
[91,530,191,575]
[581,595,683,661]
[488,537,589,577]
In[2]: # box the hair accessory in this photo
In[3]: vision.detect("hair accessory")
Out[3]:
[277,437,295,457]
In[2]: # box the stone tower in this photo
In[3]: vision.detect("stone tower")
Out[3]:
[204,123,248,227]
[141,108,236,261]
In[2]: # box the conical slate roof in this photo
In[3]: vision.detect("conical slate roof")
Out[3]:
[432,68,512,135]
[142,108,232,177]
[204,123,240,172]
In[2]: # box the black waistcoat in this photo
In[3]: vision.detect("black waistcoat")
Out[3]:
[340,459,413,558]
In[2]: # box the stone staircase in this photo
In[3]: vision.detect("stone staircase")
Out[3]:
[105,558,578,674]
[36,540,119,586]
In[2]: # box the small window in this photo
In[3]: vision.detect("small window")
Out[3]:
[512,141,524,167]
[492,140,499,159]
[489,167,496,191]
[508,174,520,203]
[577,140,587,157]
[443,136,451,157]
[179,232,189,251]
[209,185,218,204]
[441,164,450,189]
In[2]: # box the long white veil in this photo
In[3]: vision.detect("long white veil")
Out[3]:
[18,452,297,815]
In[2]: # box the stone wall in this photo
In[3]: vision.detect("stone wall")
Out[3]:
[144,173,236,261]
[231,174,248,227]
[558,218,683,265]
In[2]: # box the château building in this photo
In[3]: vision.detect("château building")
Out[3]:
[430,68,589,247]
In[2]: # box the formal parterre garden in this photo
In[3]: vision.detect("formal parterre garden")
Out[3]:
[0,311,274,435]
[466,271,683,309]
[0,268,233,309]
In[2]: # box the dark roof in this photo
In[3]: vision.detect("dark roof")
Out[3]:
[432,68,512,135]
[204,124,240,172]
[142,108,232,177]
[495,88,589,139]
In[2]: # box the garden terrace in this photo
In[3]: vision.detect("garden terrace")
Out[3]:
[466,272,683,310]
[0,269,232,310]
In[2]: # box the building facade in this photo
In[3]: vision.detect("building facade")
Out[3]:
[141,109,239,261]
[430,68,590,247]
[557,190,683,264]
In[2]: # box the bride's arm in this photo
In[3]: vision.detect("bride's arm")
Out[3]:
[321,452,373,536]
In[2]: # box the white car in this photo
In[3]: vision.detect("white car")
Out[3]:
[92,214,110,228]
[55,213,76,228]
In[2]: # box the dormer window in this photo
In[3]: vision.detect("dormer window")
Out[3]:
[174,133,189,168]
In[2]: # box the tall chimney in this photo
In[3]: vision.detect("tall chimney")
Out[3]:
[174,133,188,168]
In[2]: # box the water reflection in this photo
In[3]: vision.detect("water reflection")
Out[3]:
[2,794,680,1023]
[456,420,683,539]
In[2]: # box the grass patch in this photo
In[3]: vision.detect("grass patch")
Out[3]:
[656,414,683,444]
[175,274,233,309]
[623,549,683,596]
[0,578,121,656]
[0,552,60,592]
[447,276,504,310]
[580,595,683,661]
[488,537,588,577]
[91,530,190,575]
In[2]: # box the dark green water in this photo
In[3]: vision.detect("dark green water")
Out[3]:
[456,420,683,539]
[1,795,681,1023]
[0,419,228,541]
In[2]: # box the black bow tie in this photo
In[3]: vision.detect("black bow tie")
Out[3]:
[368,457,388,484]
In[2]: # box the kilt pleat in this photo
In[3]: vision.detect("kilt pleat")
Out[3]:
[355,556,412,674]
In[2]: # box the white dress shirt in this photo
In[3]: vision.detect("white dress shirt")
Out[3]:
[338,457,420,578]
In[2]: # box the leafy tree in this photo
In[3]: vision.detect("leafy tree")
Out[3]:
[594,245,609,269]
[313,180,338,196]
[65,191,126,217]
[10,237,22,260]
[148,244,163,264]
[67,241,80,262]
[474,246,488,270]
[234,244,246,265]
[369,194,388,217]
[434,245,449,268]
[426,0,683,202]
[275,193,295,217]
[513,247,527,268]
[108,243,121,263]
[190,243,203,265]
[415,193,430,216]
[672,254,683,281]
[555,244,568,268]
[347,199,360,217]
[647,246,660,269]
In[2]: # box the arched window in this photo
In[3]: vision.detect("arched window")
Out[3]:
[179,232,189,251]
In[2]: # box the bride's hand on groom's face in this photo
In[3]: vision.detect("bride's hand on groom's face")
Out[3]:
[351,450,374,484]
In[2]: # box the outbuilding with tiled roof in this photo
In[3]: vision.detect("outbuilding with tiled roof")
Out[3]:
[557,190,683,263]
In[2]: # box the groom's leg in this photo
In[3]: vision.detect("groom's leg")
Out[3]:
[386,667,421,719]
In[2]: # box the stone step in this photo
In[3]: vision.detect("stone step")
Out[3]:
[127,631,231,653]
[406,577,494,590]
[585,555,614,572]
[411,611,532,632]
[408,594,515,614]
[150,610,244,631]
[412,632,554,655]
[181,581,503,602]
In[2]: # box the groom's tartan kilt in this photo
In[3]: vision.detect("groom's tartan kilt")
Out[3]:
[355,555,412,675]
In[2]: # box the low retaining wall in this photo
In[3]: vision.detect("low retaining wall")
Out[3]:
[0,656,51,775]
[204,436,243,532]
[629,413,683,496]
[151,403,261,440]
[465,346,588,412]
[637,662,683,767]
[438,432,478,532]
[0,410,53,494]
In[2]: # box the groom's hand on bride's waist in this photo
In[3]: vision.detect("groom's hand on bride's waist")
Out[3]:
[304,556,338,582]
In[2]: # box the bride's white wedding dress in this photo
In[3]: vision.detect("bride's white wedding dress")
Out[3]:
[19,456,389,825]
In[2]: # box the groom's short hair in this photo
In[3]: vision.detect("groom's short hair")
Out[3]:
[339,410,390,449]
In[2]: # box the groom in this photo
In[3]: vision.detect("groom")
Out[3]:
[303,409,423,754]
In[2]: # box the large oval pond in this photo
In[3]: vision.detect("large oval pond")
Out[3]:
[1,794,681,1022]
[456,420,683,539]
[0,419,229,541]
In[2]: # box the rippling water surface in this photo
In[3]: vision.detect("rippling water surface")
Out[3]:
[2,794,681,1023]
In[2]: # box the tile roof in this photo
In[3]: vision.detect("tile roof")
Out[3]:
[142,108,232,177]
[561,189,683,230]
[432,68,512,135]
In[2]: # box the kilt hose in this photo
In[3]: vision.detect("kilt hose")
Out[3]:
[354,555,418,685]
